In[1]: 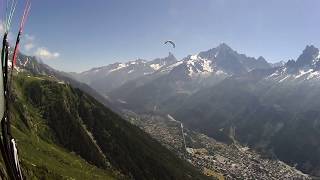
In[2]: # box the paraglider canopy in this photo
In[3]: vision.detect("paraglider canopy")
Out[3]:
[164,40,175,48]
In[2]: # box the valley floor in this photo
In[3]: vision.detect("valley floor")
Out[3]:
[124,111,311,180]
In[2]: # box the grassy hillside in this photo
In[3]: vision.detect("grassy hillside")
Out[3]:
[0,72,208,179]
[7,73,120,179]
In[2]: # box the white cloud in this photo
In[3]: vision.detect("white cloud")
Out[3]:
[24,42,35,51]
[24,34,35,41]
[22,34,36,52]
[35,47,60,60]
[0,22,14,45]
[21,34,60,60]
[0,21,16,43]
[1,30,60,60]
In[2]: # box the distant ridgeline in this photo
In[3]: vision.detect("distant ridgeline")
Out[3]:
[0,53,209,179]
[71,44,320,177]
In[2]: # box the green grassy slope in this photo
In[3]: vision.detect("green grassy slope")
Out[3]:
[8,74,119,179]
[0,72,208,179]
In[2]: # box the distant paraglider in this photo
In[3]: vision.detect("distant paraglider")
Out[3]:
[164,40,176,48]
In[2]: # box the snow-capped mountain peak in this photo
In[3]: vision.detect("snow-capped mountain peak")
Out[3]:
[186,54,214,74]
[72,54,178,93]
[296,45,319,68]
[72,43,272,93]
[159,43,270,78]
[265,45,320,82]
[109,63,128,73]
[148,53,177,71]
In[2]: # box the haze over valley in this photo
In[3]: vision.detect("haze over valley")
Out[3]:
[1,0,320,179]
[69,43,320,178]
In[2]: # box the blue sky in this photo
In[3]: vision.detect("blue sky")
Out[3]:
[3,0,320,72]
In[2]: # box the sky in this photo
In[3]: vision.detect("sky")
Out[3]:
[1,0,320,72]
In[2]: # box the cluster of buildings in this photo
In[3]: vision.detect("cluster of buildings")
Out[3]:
[185,133,310,179]
[125,112,310,179]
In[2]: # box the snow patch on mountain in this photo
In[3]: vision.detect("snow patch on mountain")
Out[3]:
[295,69,313,79]
[180,54,215,77]
[307,71,320,80]
[150,64,161,70]
[202,59,213,73]
[128,69,134,74]
[279,75,290,83]
[216,70,227,76]
[312,52,320,65]
[190,54,199,60]
[160,61,183,73]
[110,63,128,73]
[266,66,320,83]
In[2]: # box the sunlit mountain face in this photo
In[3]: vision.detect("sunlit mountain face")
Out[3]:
[70,44,320,177]
[3,0,320,179]
[0,52,209,180]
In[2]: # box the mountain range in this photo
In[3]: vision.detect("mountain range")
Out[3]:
[70,53,177,94]
[0,51,209,179]
[71,43,320,177]
[71,44,271,112]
